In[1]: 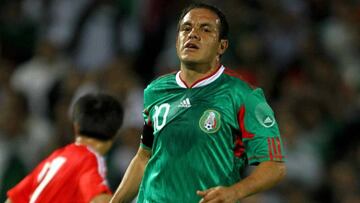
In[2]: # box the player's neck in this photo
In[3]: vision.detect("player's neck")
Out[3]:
[180,62,220,87]
[75,136,112,155]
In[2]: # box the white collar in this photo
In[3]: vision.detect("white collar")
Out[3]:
[175,65,225,88]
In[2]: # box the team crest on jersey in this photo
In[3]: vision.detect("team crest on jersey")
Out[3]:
[199,110,221,133]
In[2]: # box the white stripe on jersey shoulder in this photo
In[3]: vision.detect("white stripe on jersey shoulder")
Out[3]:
[175,65,225,88]
[86,146,107,179]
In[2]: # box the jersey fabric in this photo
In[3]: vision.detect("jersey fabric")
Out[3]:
[7,143,111,203]
[138,65,285,203]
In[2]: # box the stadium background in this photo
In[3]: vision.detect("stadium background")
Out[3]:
[0,0,359,202]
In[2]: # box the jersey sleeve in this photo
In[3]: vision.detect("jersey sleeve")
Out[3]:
[238,88,285,165]
[7,173,35,202]
[78,154,111,203]
[7,159,47,203]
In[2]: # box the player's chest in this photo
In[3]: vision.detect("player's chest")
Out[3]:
[148,88,235,134]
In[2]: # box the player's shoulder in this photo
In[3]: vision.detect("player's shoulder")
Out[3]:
[145,71,177,91]
[55,144,96,161]
[65,144,102,168]
[222,67,256,94]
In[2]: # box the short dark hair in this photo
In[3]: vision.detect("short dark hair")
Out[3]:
[177,3,229,40]
[72,93,124,141]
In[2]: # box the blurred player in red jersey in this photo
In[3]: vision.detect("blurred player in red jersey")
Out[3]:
[5,93,124,203]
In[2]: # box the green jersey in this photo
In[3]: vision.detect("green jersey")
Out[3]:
[138,66,285,203]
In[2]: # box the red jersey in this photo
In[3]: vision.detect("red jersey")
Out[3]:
[7,143,112,203]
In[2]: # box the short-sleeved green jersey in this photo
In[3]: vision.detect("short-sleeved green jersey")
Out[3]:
[138,66,285,203]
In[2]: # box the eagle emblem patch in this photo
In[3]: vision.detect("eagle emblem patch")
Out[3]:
[199,110,221,133]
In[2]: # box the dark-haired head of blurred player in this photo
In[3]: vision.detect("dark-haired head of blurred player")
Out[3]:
[72,93,124,155]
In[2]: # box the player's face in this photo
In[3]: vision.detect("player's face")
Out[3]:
[176,8,228,67]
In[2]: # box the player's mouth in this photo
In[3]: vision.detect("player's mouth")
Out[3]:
[184,42,199,51]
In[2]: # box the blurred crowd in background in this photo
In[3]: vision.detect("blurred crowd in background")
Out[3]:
[0,0,359,202]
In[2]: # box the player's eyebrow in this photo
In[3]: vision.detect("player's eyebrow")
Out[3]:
[181,21,216,29]
[180,21,193,27]
[200,23,215,28]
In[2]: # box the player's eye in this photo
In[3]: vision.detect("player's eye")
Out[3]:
[184,27,191,32]
[202,26,211,32]
[181,24,192,32]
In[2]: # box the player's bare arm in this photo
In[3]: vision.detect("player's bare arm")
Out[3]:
[90,193,112,203]
[110,147,151,203]
[197,161,286,203]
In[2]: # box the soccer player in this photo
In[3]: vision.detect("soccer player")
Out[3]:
[6,93,124,203]
[110,3,286,203]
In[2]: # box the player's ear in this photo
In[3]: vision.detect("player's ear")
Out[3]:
[176,35,180,50]
[218,39,228,55]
